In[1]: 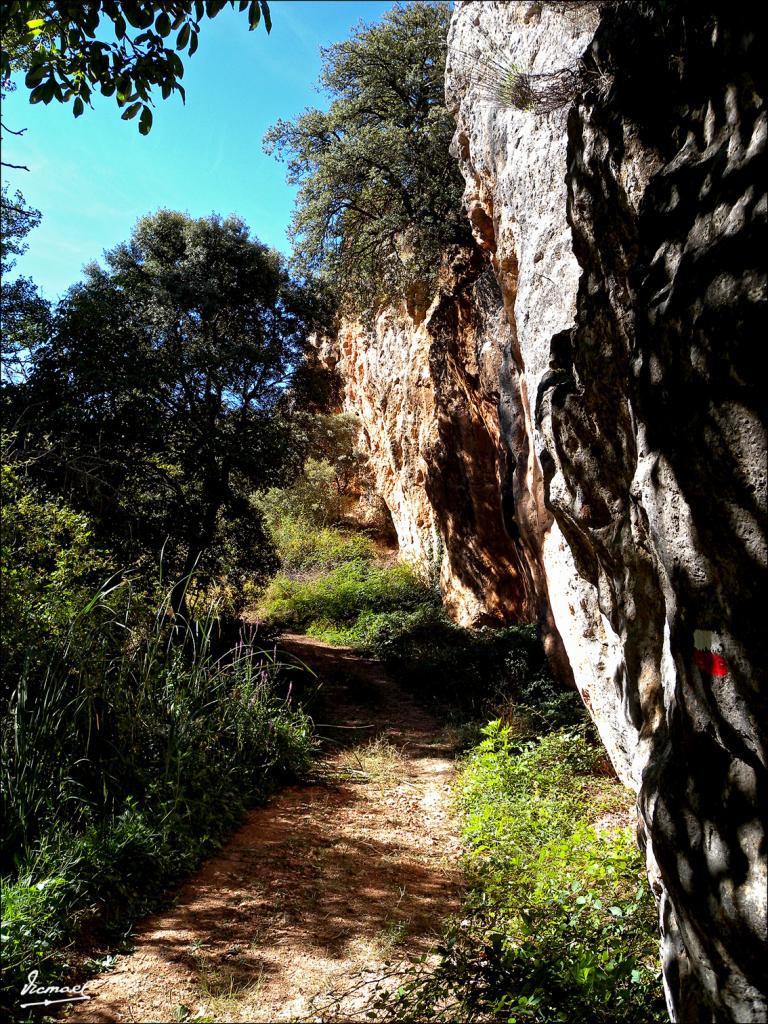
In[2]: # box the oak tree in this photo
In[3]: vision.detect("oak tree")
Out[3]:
[264,2,469,317]
[13,210,321,610]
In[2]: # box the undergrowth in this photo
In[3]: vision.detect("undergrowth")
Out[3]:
[260,559,426,631]
[368,724,666,1022]
[261,547,582,721]
[267,519,376,575]
[258,518,589,761]
[0,585,315,1012]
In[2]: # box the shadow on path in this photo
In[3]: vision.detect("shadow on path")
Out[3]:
[68,633,462,1023]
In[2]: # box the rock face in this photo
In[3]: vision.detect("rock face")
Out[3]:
[444,1,767,1021]
[315,249,561,636]
[321,1,766,1019]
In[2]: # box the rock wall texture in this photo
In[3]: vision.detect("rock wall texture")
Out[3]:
[444,1,767,1021]
[314,248,566,639]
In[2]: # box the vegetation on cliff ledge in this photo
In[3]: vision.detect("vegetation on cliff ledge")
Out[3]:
[264,1,470,318]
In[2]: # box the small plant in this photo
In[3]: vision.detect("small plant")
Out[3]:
[367,725,665,1022]
[451,48,586,113]
[193,963,264,1019]
[337,737,407,788]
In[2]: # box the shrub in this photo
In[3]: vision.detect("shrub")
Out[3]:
[260,559,428,630]
[256,458,343,529]
[266,518,376,575]
[357,605,583,724]
[0,585,315,1006]
[371,725,665,1022]
[0,447,117,700]
[304,413,368,497]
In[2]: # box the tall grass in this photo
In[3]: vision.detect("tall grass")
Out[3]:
[0,578,315,1007]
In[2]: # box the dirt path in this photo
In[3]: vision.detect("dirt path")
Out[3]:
[68,635,462,1023]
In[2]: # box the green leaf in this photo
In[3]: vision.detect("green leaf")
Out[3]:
[176,23,191,50]
[121,2,143,29]
[248,0,260,30]
[156,12,172,37]
[139,105,153,135]
[137,7,154,29]
[26,18,46,29]
[121,101,142,121]
[73,96,85,117]
[188,32,199,56]
[261,1,271,33]
[24,64,47,87]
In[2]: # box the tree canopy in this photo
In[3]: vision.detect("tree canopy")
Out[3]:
[0,185,50,381]
[264,1,469,318]
[0,0,271,135]
[7,211,321,610]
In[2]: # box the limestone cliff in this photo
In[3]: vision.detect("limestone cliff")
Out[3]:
[320,1,765,1020]
[315,249,565,643]
[444,1,767,1021]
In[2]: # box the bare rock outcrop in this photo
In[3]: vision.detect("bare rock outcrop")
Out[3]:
[315,250,555,633]
[446,1,766,1021]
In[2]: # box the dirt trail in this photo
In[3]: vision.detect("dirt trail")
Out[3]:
[68,634,462,1023]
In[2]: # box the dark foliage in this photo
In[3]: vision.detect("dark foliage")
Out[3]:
[264,2,470,317]
[5,210,324,610]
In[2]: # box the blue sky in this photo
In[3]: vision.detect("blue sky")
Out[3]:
[2,1,394,299]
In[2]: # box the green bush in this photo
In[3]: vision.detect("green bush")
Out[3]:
[348,604,582,723]
[256,458,343,529]
[0,586,315,1006]
[260,559,428,629]
[266,517,376,575]
[0,448,117,700]
[372,724,665,1022]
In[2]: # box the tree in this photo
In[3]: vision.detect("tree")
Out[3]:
[11,211,319,611]
[0,184,50,381]
[0,1,271,135]
[307,412,366,496]
[264,1,469,317]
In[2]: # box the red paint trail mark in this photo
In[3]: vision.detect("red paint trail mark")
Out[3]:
[693,650,729,677]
